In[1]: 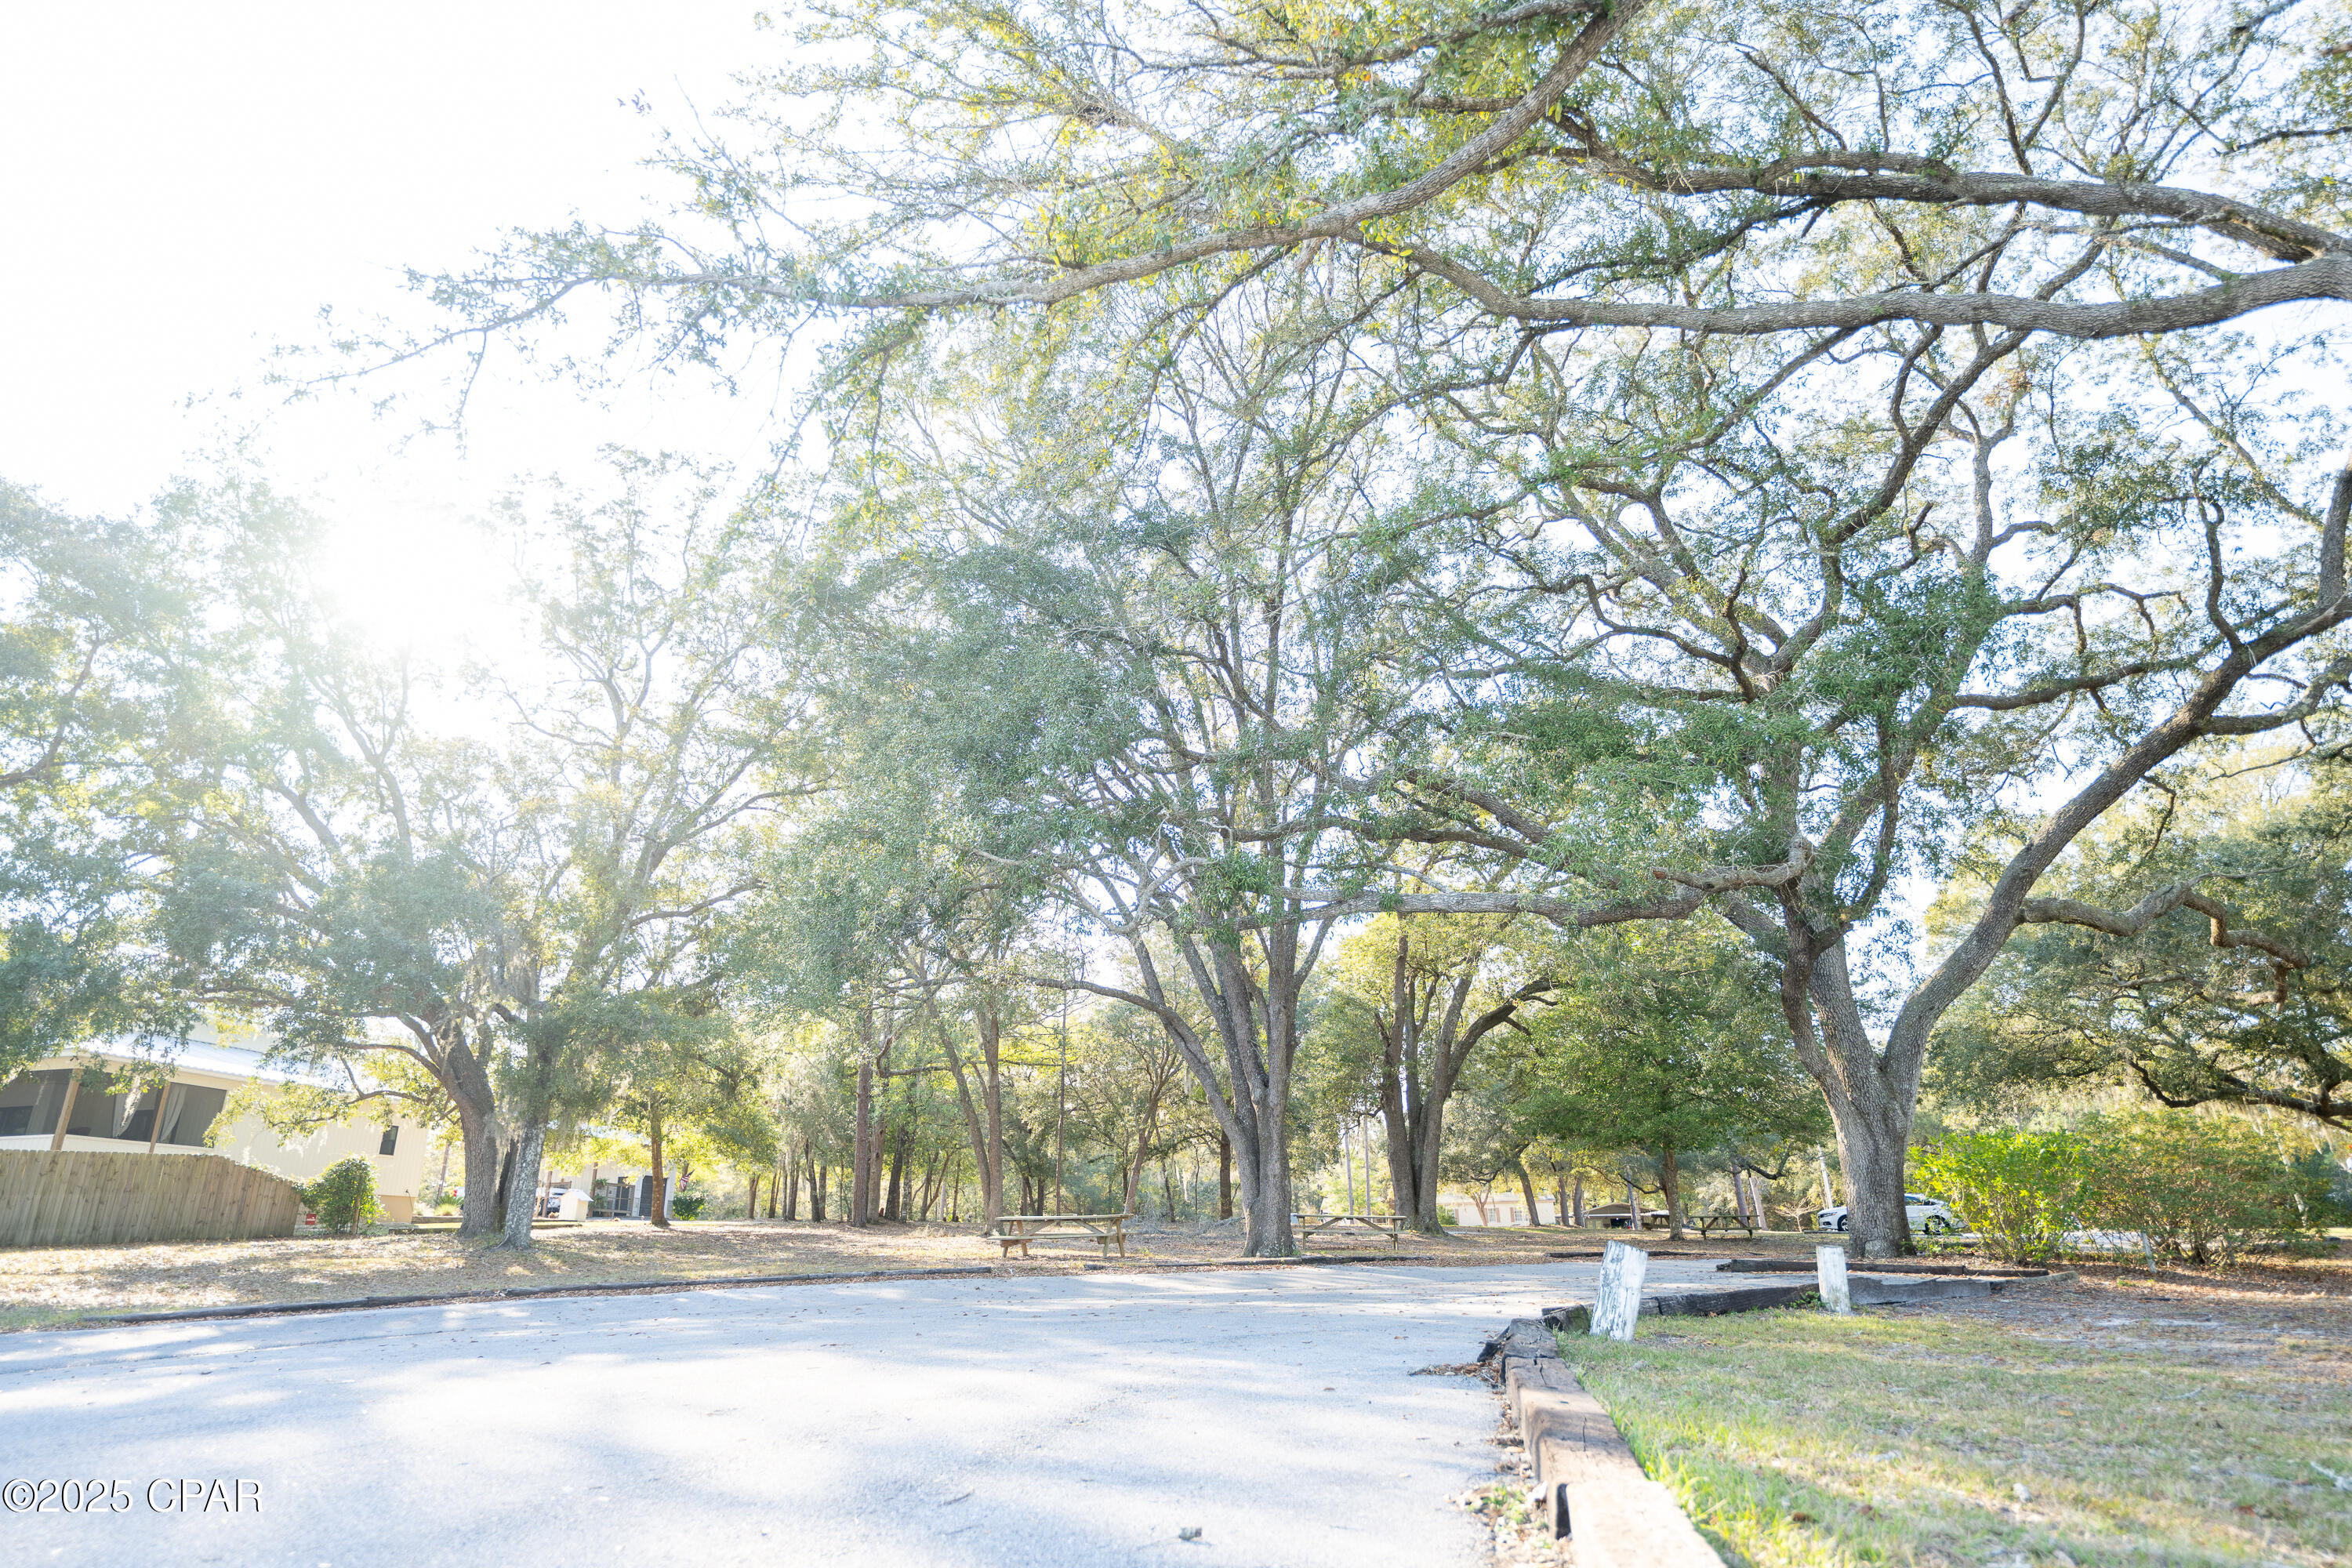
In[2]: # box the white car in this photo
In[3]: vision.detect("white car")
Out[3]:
[1816,1192,1961,1236]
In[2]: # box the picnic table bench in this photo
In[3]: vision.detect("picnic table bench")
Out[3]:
[1292,1212,1406,1249]
[986,1213,1131,1259]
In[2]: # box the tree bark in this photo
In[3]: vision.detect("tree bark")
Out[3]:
[1122,1096,1160,1218]
[884,1116,910,1221]
[747,1174,760,1221]
[1217,1131,1232,1219]
[851,1051,875,1227]
[497,1122,544,1249]
[648,1100,670,1230]
[1571,1174,1584,1226]
[811,1158,827,1222]
[1765,932,1919,1257]
[1090,932,1309,1255]
[1514,1157,1543,1229]
[1369,928,1554,1236]
[449,1031,506,1240]
[1661,1138,1686,1241]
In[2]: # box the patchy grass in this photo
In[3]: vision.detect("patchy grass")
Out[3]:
[0,1215,1593,1331]
[1563,1267,2352,1567]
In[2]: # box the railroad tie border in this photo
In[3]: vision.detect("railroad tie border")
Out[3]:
[1477,1317,1725,1566]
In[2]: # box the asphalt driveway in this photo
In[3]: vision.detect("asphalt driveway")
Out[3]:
[0,1254,1734,1567]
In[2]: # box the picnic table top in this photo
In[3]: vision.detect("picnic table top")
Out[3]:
[1292,1211,1404,1224]
[986,1212,1131,1231]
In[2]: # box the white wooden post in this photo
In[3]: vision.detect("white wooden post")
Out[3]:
[1817,1243,1852,1314]
[1590,1238,1649,1341]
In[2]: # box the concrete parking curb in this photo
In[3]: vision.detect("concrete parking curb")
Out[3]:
[1538,1281,1817,1332]
[1480,1319,1725,1567]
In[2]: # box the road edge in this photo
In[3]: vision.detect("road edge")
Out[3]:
[1481,1318,1726,1567]
[64,1247,1630,1330]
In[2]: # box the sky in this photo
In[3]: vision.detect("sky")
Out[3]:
[0,2,787,656]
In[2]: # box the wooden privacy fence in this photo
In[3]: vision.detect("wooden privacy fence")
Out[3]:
[0,1151,303,1247]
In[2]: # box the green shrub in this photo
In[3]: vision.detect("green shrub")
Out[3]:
[1917,1111,2332,1266]
[2291,1146,2352,1225]
[1910,1129,2083,1263]
[670,1193,705,1220]
[301,1156,383,1235]
[2076,1110,2327,1264]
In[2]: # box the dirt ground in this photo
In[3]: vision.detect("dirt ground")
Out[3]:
[0,1214,1632,1331]
[9,1214,2327,1339]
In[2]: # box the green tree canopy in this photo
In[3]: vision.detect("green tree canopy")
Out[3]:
[1508,920,1828,1236]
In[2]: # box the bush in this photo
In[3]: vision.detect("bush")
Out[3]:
[1911,1129,2083,1263]
[2291,1146,2352,1225]
[670,1193,705,1220]
[301,1156,383,1235]
[1916,1111,2332,1266]
[2076,1110,2328,1265]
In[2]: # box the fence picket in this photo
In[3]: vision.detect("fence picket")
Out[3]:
[0,1152,304,1247]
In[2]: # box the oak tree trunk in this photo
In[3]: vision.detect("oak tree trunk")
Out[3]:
[884,1116,909,1221]
[1661,1138,1686,1240]
[648,1102,670,1230]
[449,1033,505,1240]
[454,1089,505,1240]
[851,1054,874,1226]
[1515,1159,1543,1229]
[498,1123,546,1249]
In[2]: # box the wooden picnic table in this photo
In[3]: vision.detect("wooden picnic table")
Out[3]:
[1291,1212,1406,1249]
[1574,1207,1758,1238]
[1687,1211,1760,1239]
[986,1213,1131,1259]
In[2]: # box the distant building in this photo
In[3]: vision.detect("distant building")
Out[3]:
[0,1022,429,1223]
[1434,1186,1559,1226]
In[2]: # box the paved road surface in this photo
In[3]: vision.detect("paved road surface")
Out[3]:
[0,1255,1734,1567]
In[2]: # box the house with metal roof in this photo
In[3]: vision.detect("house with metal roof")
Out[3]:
[0,1020,430,1224]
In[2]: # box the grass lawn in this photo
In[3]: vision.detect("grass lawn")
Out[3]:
[1566,1259,2352,1567]
[0,1214,1606,1332]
